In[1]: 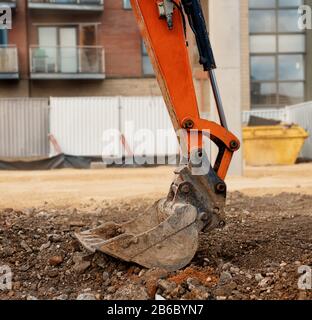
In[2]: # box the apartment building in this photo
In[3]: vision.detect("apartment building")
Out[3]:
[0,0,163,99]
[1,0,311,111]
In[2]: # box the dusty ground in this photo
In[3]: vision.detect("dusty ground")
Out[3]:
[1,163,312,210]
[0,164,312,300]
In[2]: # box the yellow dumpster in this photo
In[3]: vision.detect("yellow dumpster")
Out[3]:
[243,125,309,166]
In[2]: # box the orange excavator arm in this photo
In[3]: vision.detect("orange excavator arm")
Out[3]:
[131,0,240,180]
[76,0,240,272]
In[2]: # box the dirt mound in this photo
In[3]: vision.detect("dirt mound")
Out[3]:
[0,192,311,300]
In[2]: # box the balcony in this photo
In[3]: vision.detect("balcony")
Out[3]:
[0,45,19,79]
[30,46,105,80]
[0,0,16,8]
[28,0,104,11]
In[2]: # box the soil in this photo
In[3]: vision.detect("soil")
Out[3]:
[0,191,311,300]
[1,163,312,210]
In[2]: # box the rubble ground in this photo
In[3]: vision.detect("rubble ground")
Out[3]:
[0,191,311,300]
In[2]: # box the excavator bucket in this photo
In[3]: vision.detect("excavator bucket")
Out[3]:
[76,159,227,272]
[75,201,200,271]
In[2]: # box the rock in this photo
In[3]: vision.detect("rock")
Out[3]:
[24,208,35,215]
[255,273,264,282]
[298,291,307,300]
[102,272,110,282]
[71,240,81,252]
[8,291,14,297]
[95,207,103,215]
[280,262,287,267]
[138,269,146,277]
[107,286,116,294]
[92,253,108,269]
[4,208,14,213]
[157,279,176,293]
[72,253,93,273]
[20,240,32,253]
[169,285,186,299]
[258,277,270,288]
[186,277,200,291]
[155,294,166,300]
[3,247,15,257]
[215,283,234,297]
[47,269,59,278]
[143,268,168,298]
[13,281,21,291]
[73,261,91,274]
[113,283,149,300]
[216,296,227,300]
[19,264,31,272]
[48,234,62,242]
[53,294,68,300]
[230,266,240,274]
[26,295,38,300]
[186,286,210,300]
[77,293,97,300]
[221,262,232,271]
[49,255,64,266]
[39,241,51,251]
[228,281,237,290]
[219,271,232,285]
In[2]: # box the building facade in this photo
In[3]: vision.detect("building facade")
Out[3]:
[0,0,162,99]
[248,0,310,109]
[0,0,244,115]
[0,0,310,112]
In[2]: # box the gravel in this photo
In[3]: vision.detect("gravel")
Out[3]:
[0,192,311,300]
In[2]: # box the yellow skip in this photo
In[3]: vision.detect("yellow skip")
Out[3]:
[243,125,309,166]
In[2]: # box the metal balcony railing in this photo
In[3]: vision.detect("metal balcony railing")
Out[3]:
[28,0,104,11]
[30,46,105,79]
[0,0,16,9]
[0,0,16,7]
[0,45,19,79]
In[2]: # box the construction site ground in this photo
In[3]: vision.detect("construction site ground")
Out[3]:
[0,163,311,300]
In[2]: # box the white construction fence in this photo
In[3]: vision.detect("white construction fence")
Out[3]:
[50,97,178,159]
[0,97,311,161]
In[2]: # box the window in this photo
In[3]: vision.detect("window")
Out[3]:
[123,0,131,9]
[0,30,8,46]
[142,40,154,76]
[249,0,305,108]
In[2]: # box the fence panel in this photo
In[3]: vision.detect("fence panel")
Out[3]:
[49,97,120,156]
[286,102,312,159]
[0,98,49,158]
[120,97,178,157]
